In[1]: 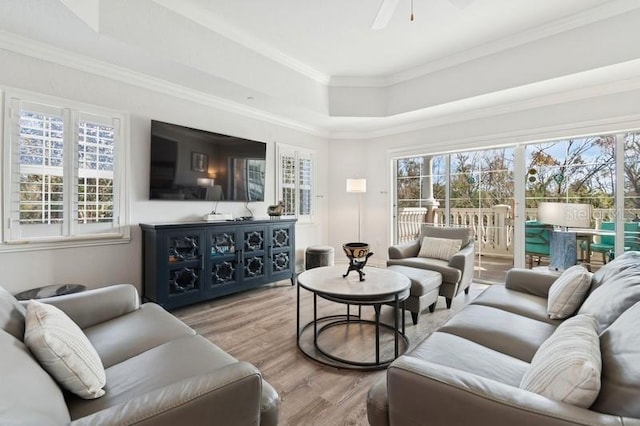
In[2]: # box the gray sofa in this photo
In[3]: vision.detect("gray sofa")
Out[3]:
[0,284,279,425]
[387,225,475,309]
[368,251,640,425]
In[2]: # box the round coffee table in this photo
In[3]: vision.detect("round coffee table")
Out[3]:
[296,265,410,370]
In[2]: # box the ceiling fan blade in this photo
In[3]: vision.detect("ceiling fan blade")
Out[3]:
[448,0,475,9]
[371,0,399,30]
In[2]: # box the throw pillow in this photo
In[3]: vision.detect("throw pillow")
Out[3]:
[24,300,106,399]
[417,237,462,261]
[547,265,592,319]
[591,300,640,417]
[0,286,27,340]
[519,314,601,408]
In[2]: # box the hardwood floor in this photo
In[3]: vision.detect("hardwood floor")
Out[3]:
[173,280,488,425]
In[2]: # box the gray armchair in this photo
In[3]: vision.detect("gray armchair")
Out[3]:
[387,225,475,308]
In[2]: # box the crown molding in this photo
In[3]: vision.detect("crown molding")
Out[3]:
[0,31,329,138]
[329,63,640,140]
[150,0,331,86]
[388,0,640,86]
[329,0,640,88]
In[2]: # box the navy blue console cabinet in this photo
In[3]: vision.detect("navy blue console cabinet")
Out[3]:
[140,219,296,309]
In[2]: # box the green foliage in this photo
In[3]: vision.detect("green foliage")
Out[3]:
[396,134,640,212]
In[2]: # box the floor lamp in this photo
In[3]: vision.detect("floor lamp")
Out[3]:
[346,178,367,242]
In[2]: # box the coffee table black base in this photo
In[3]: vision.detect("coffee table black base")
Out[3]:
[297,314,409,371]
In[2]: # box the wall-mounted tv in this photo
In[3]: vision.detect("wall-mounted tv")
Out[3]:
[149,120,266,201]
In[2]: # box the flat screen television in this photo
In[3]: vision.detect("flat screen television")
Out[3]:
[149,120,266,201]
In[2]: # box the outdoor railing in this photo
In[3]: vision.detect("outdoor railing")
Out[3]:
[397,206,637,257]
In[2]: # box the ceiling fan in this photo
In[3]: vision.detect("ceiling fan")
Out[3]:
[371,0,475,30]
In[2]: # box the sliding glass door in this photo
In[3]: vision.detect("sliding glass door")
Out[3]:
[392,131,640,282]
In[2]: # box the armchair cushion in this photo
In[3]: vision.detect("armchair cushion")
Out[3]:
[547,265,592,320]
[386,257,461,284]
[24,300,106,399]
[421,225,473,248]
[520,314,601,408]
[417,236,462,261]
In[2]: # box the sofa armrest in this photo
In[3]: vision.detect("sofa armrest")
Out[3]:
[388,241,420,259]
[23,284,140,329]
[387,356,626,426]
[71,361,268,426]
[504,268,560,298]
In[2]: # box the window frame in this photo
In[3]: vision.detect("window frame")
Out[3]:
[1,88,130,252]
[276,143,315,224]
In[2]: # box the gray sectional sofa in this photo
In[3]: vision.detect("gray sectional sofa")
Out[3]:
[368,251,640,425]
[0,283,279,425]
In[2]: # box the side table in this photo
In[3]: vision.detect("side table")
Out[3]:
[13,284,87,301]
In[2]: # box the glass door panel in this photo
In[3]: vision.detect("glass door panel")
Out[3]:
[525,136,615,270]
[624,133,640,254]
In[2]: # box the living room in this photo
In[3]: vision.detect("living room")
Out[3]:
[2,1,640,424]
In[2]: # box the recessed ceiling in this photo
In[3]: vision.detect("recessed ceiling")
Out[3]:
[1,0,639,137]
[166,0,608,78]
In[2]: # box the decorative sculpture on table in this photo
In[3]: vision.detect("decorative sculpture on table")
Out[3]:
[342,242,374,281]
[267,201,285,218]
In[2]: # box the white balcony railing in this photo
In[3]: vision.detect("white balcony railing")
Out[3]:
[397,206,633,257]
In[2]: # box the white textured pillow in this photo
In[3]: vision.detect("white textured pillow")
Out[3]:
[548,265,592,319]
[24,300,106,399]
[520,314,601,408]
[418,237,462,261]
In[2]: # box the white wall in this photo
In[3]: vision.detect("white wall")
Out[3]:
[327,87,640,266]
[0,49,329,293]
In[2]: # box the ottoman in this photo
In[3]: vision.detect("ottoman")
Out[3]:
[305,245,335,269]
[387,265,442,324]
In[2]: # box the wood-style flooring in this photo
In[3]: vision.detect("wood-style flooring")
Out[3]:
[173,280,488,426]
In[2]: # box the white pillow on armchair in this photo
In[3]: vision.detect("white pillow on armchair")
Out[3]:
[418,237,462,261]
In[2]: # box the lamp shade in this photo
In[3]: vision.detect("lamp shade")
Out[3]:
[538,202,592,228]
[197,177,215,187]
[346,178,366,193]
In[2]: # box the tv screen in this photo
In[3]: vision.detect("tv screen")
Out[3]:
[149,120,266,202]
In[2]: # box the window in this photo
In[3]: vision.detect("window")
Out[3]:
[276,144,315,222]
[2,91,129,248]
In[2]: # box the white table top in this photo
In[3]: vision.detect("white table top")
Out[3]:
[297,265,410,300]
[566,228,616,236]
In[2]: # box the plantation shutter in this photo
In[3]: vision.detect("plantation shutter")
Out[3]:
[5,99,68,240]
[276,144,315,223]
[298,152,313,217]
[73,112,121,235]
[3,94,127,244]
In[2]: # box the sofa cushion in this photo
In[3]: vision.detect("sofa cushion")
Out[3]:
[470,285,559,324]
[24,300,106,399]
[0,286,26,341]
[547,265,592,319]
[578,251,640,332]
[0,329,71,425]
[66,334,239,420]
[588,250,640,294]
[520,314,601,408]
[438,304,557,362]
[418,237,462,261]
[408,331,529,386]
[591,301,640,417]
[83,303,195,368]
